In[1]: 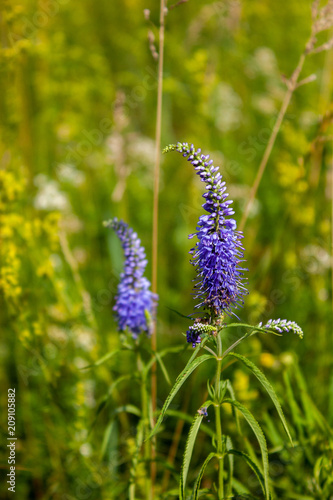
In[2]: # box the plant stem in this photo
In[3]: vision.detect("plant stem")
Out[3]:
[215,330,224,499]
[137,352,152,500]
[239,47,310,232]
[151,0,166,491]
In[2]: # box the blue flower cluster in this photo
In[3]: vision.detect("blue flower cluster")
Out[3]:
[105,218,158,338]
[164,143,247,318]
[258,319,303,339]
[186,323,217,347]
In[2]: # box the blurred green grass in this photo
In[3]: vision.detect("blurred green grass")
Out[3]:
[0,0,332,498]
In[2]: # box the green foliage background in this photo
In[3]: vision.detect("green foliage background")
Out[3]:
[0,0,332,499]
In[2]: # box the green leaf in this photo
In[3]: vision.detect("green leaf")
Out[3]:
[90,375,136,433]
[225,380,241,435]
[227,449,266,498]
[180,401,213,499]
[191,452,216,500]
[187,336,210,365]
[166,409,215,438]
[81,349,123,370]
[113,404,141,418]
[225,436,234,497]
[144,344,189,374]
[155,350,172,385]
[166,306,192,319]
[148,353,214,440]
[100,420,114,460]
[226,352,293,444]
[222,398,270,500]
[129,419,145,492]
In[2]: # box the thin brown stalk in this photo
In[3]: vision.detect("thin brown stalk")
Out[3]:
[331,138,333,322]
[151,0,166,492]
[239,0,332,232]
[239,51,306,232]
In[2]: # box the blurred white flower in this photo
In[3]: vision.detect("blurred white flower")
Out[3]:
[106,131,125,164]
[301,244,331,274]
[253,47,278,75]
[245,47,279,80]
[211,83,243,132]
[80,443,93,457]
[74,357,87,369]
[73,326,96,351]
[252,95,276,115]
[34,175,69,211]
[57,163,86,186]
[299,111,319,129]
[127,134,155,168]
[48,325,68,343]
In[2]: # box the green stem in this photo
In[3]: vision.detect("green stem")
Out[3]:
[137,352,152,500]
[215,330,224,499]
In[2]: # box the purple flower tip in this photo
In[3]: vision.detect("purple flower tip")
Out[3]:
[258,319,303,339]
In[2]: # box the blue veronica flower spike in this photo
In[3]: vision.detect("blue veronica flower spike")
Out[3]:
[164,143,248,320]
[105,218,158,338]
[258,319,303,339]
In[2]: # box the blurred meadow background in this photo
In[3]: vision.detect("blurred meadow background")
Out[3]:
[1,0,333,499]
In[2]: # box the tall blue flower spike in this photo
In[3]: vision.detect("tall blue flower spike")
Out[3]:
[105,218,158,338]
[164,143,248,322]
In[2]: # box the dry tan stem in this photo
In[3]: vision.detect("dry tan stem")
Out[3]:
[151,0,166,493]
[239,50,307,231]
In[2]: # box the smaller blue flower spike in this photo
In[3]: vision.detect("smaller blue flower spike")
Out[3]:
[164,143,248,318]
[105,218,158,338]
[258,319,304,339]
[186,323,217,347]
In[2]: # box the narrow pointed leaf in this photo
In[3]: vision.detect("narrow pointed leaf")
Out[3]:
[226,436,234,497]
[227,449,266,498]
[166,409,215,438]
[225,380,241,435]
[90,374,135,432]
[226,352,293,444]
[81,349,122,369]
[180,401,213,499]
[166,306,192,319]
[148,354,214,439]
[191,452,216,500]
[155,350,172,385]
[144,344,188,374]
[113,404,141,418]
[100,420,114,460]
[223,398,270,500]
